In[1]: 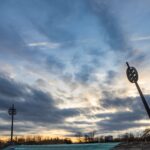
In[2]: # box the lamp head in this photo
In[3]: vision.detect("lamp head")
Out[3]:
[126,62,138,83]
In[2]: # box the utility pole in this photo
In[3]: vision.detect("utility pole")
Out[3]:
[126,62,150,118]
[8,104,17,145]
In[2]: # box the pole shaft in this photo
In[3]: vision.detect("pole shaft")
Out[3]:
[135,82,150,118]
[11,105,14,144]
[11,114,14,143]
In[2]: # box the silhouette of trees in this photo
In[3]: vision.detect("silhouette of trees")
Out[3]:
[141,128,150,142]
[74,130,100,143]
[0,135,72,148]
[83,131,97,143]
[2,128,150,149]
[74,130,150,144]
[13,136,72,145]
[75,132,82,143]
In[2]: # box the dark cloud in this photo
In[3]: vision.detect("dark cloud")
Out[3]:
[87,0,130,51]
[0,74,79,134]
[100,97,132,108]
[18,0,77,46]
[46,55,65,73]
[87,0,148,65]
[97,110,146,125]
[35,79,47,87]
[100,95,150,111]
[75,65,95,83]
[54,124,87,135]
[0,2,45,62]
[0,0,78,68]
[0,123,35,135]
[96,95,150,132]
[97,119,150,132]
[0,23,45,65]
[0,0,116,81]
[104,70,118,85]
[0,75,25,98]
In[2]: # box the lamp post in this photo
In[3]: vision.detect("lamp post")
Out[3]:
[126,62,150,118]
[8,104,17,145]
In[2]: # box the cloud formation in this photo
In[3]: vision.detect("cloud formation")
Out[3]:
[0,74,80,135]
[87,0,130,52]
[0,0,150,138]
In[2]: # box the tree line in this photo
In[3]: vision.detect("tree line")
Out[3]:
[75,129,150,143]
[1,128,150,148]
[0,136,72,148]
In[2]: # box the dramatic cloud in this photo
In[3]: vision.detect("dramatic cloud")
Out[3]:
[0,74,80,135]
[87,0,130,52]
[0,0,150,138]
[96,95,150,132]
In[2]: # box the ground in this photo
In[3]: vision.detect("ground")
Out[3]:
[113,142,150,150]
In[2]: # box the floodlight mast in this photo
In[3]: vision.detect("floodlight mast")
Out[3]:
[126,62,150,118]
[8,104,16,145]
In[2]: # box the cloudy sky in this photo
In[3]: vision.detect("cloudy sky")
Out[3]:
[1,0,150,139]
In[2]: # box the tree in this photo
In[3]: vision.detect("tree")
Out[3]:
[75,132,82,143]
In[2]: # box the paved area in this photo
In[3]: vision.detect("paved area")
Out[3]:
[113,142,150,150]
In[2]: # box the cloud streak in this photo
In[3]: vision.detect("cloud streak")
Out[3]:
[131,36,150,41]
[28,42,61,49]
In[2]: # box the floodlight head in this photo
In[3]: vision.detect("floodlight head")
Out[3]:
[126,62,138,83]
[8,105,17,115]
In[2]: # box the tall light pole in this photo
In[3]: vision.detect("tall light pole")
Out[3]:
[8,104,17,145]
[126,62,150,118]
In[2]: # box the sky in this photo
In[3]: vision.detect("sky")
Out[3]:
[1,0,150,139]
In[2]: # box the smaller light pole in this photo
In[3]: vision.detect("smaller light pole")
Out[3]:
[126,62,150,118]
[8,104,17,145]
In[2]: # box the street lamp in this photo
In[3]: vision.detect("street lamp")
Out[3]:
[126,62,150,118]
[8,104,17,145]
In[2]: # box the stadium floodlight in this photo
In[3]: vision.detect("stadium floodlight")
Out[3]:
[8,104,17,145]
[126,62,150,118]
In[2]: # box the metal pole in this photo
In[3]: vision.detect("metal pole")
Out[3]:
[8,104,16,145]
[135,82,150,118]
[11,104,14,144]
[126,62,150,118]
